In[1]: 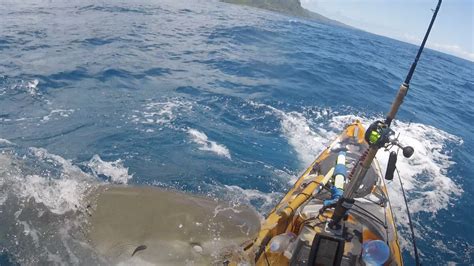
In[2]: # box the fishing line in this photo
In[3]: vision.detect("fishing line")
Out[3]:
[395,165,421,266]
[264,251,271,266]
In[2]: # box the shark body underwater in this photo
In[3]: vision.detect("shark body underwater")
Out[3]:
[86,185,261,265]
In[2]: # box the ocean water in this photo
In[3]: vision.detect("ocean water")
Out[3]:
[0,0,473,264]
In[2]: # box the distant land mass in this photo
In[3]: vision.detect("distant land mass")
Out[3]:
[221,0,349,28]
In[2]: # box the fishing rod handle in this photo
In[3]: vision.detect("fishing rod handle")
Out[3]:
[343,147,378,198]
[385,83,408,126]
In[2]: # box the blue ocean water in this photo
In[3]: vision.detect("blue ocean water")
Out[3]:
[0,0,473,264]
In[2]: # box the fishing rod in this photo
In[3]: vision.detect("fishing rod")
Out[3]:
[385,0,442,126]
[328,1,443,263]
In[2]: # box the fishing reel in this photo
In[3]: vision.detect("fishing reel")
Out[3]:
[365,120,414,180]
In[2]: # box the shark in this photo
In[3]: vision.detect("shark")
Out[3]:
[86,185,261,265]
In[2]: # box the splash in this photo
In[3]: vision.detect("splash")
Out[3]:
[26,79,39,95]
[0,147,134,213]
[247,101,335,166]
[87,155,133,184]
[277,109,335,166]
[17,148,97,214]
[248,102,463,227]
[188,128,232,159]
[260,105,464,256]
[0,146,141,264]
[223,185,281,214]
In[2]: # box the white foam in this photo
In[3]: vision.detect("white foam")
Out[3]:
[328,115,463,215]
[250,102,463,237]
[278,110,335,166]
[1,148,98,214]
[131,99,193,128]
[17,174,88,215]
[188,129,231,159]
[1,149,133,214]
[27,79,39,95]
[0,196,6,206]
[41,109,74,122]
[87,154,133,184]
[0,138,13,145]
[247,101,335,166]
[19,220,40,247]
[223,185,281,214]
[377,121,463,224]
[30,147,83,175]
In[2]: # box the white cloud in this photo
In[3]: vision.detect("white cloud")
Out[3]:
[402,34,474,62]
[429,43,474,61]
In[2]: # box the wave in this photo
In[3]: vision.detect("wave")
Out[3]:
[188,128,231,159]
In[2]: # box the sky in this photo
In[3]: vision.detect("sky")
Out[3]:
[300,0,474,62]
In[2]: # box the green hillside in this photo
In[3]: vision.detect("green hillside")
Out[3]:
[222,0,348,27]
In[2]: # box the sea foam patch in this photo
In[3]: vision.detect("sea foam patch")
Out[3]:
[41,109,75,122]
[188,128,231,159]
[17,174,89,215]
[130,98,194,131]
[26,79,39,95]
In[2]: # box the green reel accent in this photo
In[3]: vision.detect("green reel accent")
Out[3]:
[368,130,381,145]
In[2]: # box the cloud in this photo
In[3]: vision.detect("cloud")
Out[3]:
[429,43,474,61]
[402,34,474,62]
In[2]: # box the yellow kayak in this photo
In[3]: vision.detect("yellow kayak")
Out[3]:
[232,120,402,265]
